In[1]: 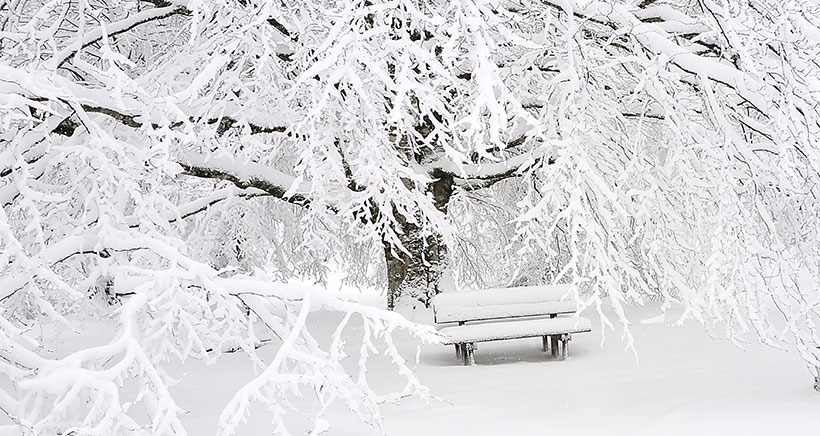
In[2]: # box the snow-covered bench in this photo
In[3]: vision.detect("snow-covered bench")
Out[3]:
[432,285,591,365]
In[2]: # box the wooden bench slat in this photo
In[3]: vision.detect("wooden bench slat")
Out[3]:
[439,316,592,344]
[434,301,577,324]
[432,284,574,307]
[432,285,577,324]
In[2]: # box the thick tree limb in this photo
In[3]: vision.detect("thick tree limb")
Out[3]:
[454,154,556,191]
[42,102,287,138]
[427,148,545,185]
[178,153,310,207]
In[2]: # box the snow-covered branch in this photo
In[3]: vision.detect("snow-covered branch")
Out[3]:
[4,1,820,434]
[178,153,310,207]
[48,5,189,69]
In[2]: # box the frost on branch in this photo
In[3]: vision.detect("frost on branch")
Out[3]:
[4,0,820,433]
[1,237,437,435]
[506,0,820,372]
[0,2,438,432]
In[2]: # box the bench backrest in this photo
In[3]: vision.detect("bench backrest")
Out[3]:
[431,285,577,324]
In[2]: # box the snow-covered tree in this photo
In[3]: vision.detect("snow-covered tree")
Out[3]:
[3,0,820,433]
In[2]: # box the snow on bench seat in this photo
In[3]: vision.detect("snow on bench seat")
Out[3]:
[432,284,577,323]
[439,316,592,344]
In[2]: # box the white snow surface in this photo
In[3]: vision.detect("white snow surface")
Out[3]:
[438,316,592,343]
[5,289,819,436]
[432,285,577,323]
[180,301,820,435]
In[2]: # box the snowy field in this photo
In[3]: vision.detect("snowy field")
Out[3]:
[159,288,820,436]
[5,284,818,436]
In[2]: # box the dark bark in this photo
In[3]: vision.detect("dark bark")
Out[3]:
[384,241,409,311]
[384,171,453,310]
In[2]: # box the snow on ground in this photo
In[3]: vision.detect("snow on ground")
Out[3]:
[8,280,819,435]
[169,284,820,436]
[384,304,820,436]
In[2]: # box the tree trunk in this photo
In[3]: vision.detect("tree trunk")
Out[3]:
[384,226,448,310]
[384,240,409,312]
[384,171,453,310]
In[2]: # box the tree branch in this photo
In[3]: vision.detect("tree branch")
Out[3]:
[45,102,288,138]
[427,146,545,181]
[177,153,310,207]
[540,0,771,115]
[455,154,556,191]
[124,186,270,228]
[49,5,190,69]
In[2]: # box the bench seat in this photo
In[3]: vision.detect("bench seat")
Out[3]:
[439,316,592,344]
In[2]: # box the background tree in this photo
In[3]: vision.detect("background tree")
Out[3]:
[2,0,820,434]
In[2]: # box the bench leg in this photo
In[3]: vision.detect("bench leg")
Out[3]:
[550,335,560,358]
[463,342,476,366]
[542,335,550,352]
[560,333,571,360]
[455,343,462,360]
